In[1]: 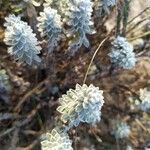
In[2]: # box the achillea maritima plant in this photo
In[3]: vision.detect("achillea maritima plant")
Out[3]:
[4,14,41,65]
[37,7,63,53]
[40,129,73,150]
[57,84,104,130]
[108,36,136,69]
[65,0,95,54]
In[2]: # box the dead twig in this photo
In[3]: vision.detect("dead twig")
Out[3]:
[135,119,150,134]
[14,79,47,112]
[127,6,150,25]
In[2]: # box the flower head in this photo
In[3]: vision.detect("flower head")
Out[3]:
[109,36,136,69]
[57,84,104,130]
[41,129,73,150]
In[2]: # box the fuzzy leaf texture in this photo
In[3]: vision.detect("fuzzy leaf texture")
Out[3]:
[37,7,63,53]
[4,15,41,65]
[40,129,73,150]
[108,36,136,69]
[57,84,104,130]
[112,121,130,139]
[65,0,95,55]
[139,88,150,111]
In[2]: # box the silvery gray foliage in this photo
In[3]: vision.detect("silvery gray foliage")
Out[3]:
[4,14,41,65]
[40,129,73,150]
[108,36,136,69]
[65,0,96,54]
[37,7,63,53]
[57,84,104,130]
[112,121,130,139]
[139,88,150,111]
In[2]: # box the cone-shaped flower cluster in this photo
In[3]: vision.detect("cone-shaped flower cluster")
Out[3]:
[109,36,136,69]
[37,7,63,53]
[66,0,95,54]
[4,15,41,65]
[112,121,130,139]
[139,88,150,111]
[57,84,104,129]
[41,129,73,150]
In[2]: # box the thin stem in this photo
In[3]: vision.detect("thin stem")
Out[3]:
[83,37,108,84]
[127,16,150,34]
[14,79,46,112]
[116,137,120,150]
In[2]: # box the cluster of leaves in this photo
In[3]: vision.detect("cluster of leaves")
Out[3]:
[108,36,136,69]
[37,7,63,53]
[41,129,73,150]
[4,15,41,65]
[57,84,104,130]
[4,0,120,66]
[41,84,104,149]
